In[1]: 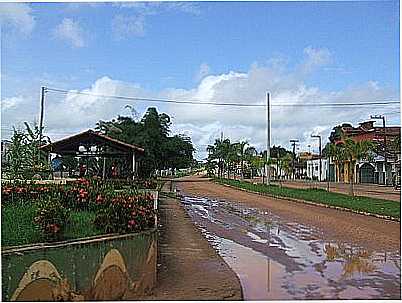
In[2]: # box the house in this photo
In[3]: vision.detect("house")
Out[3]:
[306,154,328,181]
[327,121,401,185]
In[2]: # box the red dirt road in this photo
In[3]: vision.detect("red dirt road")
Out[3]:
[176,176,400,252]
[141,194,242,300]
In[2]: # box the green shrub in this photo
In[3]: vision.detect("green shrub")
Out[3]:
[33,198,70,242]
[94,193,155,234]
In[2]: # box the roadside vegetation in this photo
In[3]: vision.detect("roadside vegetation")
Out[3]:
[1,178,158,247]
[215,178,400,219]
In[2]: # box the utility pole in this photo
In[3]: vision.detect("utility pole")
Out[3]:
[290,139,299,180]
[311,134,322,182]
[38,86,47,161]
[371,115,388,185]
[266,92,271,185]
[307,144,312,188]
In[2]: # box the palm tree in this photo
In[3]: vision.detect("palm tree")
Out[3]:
[245,146,258,179]
[343,139,375,196]
[279,154,293,181]
[326,143,347,184]
[233,141,248,179]
[212,138,230,178]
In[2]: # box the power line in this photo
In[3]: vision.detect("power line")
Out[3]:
[45,87,400,108]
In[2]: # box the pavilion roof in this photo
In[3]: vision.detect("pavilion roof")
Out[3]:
[40,129,144,155]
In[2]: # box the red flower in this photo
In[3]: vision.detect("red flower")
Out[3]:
[47,223,60,234]
[96,195,104,204]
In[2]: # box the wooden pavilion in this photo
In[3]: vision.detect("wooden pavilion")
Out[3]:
[40,129,144,179]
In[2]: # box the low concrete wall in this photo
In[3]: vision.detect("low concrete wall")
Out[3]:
[2,229,157,301]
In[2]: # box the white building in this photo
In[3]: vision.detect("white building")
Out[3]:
[306,158,328,181]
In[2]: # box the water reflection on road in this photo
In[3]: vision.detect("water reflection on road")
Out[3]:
[182,196,401,300]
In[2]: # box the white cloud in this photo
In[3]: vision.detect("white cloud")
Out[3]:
[299,46,332,75]
[53,18,86,48]
[111,2,200,39]
[0,3,35,35]
[3,48,399,159]
[195,63,211,82]
[1,96,24,110]
[116,2,201,15]
[112,14,145,40]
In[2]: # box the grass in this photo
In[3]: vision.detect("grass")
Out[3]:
[1,203,103,247]
[215,178,400,220]
[2,202,42,247]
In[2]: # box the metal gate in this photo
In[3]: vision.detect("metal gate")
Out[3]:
[359,163,375,183]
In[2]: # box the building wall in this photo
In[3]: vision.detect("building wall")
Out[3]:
[306,159,328,181]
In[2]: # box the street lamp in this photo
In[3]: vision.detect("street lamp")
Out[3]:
[311,134,322,182]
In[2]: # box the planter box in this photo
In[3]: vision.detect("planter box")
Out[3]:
[2,229,157,301]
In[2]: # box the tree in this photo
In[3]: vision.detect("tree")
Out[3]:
[96,107,195,178]
[6,122,51,180]
[325,142,347,184]
[343,139,375,196]
[244,146,258,179]
[233,141,248,179]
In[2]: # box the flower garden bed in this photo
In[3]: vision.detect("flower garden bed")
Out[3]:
[1,178,159,247]
[2,178,160,301]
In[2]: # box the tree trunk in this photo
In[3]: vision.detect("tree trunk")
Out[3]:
[327,158,331,192]
[241,157,244,180]
[349,161,354,196]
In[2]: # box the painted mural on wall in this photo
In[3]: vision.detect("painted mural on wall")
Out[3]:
[2,230,157,301]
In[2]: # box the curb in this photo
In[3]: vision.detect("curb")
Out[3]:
[217,183,400,222]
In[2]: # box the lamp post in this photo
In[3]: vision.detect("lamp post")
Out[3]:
[266,92,271,185]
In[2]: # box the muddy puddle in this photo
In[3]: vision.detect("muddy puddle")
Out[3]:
[182,195,401,300]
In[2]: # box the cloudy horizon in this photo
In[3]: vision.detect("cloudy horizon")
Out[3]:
[1,1,400,160]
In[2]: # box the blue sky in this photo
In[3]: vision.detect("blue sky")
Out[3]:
[1,1,400,158]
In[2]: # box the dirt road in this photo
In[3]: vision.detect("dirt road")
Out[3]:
[142,194,242,300]
[177,176,400,252]
[175,175,400,300]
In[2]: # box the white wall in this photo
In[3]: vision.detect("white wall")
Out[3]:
[306,159,328,181]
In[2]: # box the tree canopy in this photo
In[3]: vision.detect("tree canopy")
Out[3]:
[96,107,195,178]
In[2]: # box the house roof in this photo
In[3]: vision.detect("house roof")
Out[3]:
[40,129,144,154]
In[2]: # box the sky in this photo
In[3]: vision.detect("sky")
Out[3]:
[1,1,400,160]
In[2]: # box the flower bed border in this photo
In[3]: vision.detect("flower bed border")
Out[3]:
[2,227,157,254]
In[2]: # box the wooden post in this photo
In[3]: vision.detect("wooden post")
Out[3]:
[132,152,136,180]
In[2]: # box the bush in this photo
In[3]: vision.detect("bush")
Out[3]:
[94,193,155,234]
[33,198,70,242]
[2,178,157,245]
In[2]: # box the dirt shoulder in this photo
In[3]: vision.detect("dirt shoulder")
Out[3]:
[141,194,243,300]
[177,176,401,252]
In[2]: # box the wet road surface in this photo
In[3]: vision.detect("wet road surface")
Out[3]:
[181,195,401,300]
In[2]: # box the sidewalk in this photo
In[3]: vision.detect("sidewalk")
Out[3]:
[139,193,242,300]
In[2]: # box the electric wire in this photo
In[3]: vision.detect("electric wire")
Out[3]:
[45,87,400,108]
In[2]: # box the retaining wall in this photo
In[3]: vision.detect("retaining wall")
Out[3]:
[2,228,157,301]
